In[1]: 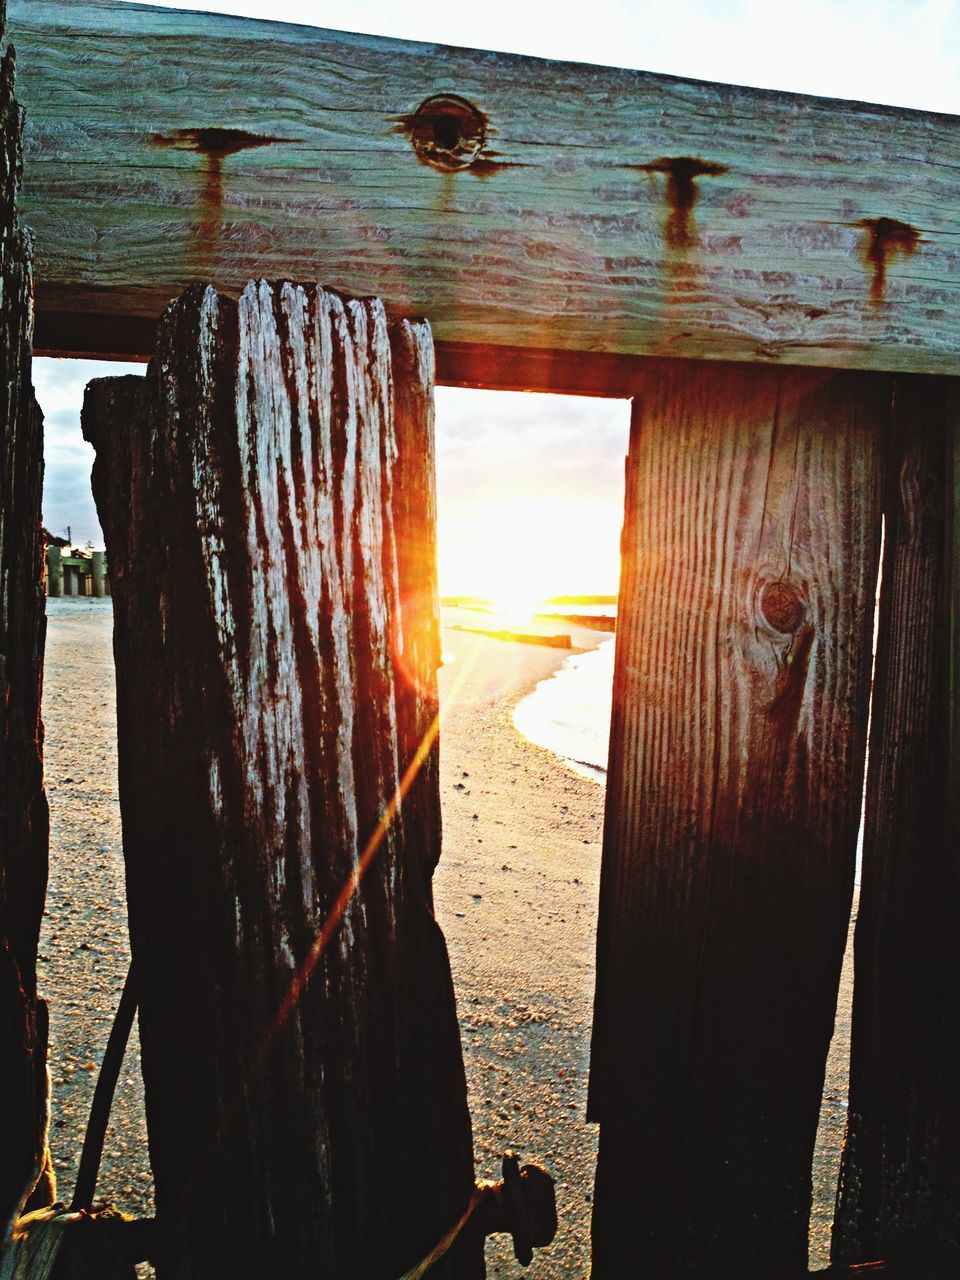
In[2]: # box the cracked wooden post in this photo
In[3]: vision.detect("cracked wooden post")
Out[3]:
[589,361,887,1278]
[82,280,482,1279]
[0,0,53,1235]
[832,377,960,1270]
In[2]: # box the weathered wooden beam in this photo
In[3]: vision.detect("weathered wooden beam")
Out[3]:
[589,361,885,1277]
[8,0,960,382]
[0,0,53,1234]
[832,377,960,1270]
[82,281,481,1278]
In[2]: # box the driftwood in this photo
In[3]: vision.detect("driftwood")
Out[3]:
[0,0,51,1234]
[8,0,960,379]
[82,281,481,1279]
[589,361,885,1277]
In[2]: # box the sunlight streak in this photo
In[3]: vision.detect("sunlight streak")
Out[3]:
[271,616,489,1037]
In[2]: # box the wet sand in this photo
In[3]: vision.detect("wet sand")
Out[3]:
[39,598,852,1276]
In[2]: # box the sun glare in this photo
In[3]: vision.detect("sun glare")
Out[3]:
[437,496,623,603]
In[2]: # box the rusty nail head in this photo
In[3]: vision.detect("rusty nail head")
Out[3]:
[408,94,487,171]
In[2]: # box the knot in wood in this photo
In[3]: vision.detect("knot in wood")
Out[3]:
[759,580,805,634]
[405,94,487,171]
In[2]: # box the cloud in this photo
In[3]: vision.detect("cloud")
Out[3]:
[34,357,145,546]
[436,388,629,503]
[435,388,631,596]
[31,363,631,594]
[128,0,960,113]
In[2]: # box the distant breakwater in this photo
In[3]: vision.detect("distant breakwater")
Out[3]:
[536,613,616,632]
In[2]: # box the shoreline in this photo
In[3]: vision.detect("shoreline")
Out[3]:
[434,610,610,1277]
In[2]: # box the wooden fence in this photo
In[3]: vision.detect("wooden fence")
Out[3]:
[2,1,959,1276]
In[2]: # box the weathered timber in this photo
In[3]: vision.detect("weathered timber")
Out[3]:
[8,0,960,379]
[950,417,960,842]
[588,361,885,1277]
[82,281,481,1279]
[0,0,52,1234]
[832,378,960,1270]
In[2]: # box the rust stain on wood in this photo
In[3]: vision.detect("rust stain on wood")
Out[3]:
[150,126,296,157]
[627,156,729,249]
[151,128,297,259]
[853,216,923,304]
[389,95,523,178]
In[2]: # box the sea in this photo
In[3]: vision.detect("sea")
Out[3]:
[513,637,615,784]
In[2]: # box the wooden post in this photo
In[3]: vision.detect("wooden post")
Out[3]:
[90,550,105,597]
[44,544,62,596]
[832,377,960,1270]
[589,361,886,1277]
[0,0,53,1233]
[82,280,481,1279]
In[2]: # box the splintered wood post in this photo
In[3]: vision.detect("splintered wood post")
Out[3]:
[82,281,481,1280]
[832,377,960,1270]
[589,361,886,1278]
[0,0,53,1232]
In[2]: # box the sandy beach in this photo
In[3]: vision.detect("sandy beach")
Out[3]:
[39,597,853,1276]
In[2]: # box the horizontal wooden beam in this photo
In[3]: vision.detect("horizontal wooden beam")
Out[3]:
[8,0,960,383]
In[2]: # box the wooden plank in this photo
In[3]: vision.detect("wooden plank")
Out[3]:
[588,361,885,1277]
[0,0,53,1232]
[832,378,960,1271]
[950,416,960,839]
[82,281,481,1278]
[8,0,960,379]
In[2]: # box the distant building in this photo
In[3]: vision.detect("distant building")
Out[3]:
[43,532,109,597]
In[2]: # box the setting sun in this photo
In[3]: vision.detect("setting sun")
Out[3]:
[434,388,630,603]
[437,495,624,602]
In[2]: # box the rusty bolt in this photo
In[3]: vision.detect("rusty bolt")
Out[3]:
[501,1150,558,1266]
[407,94,487,171]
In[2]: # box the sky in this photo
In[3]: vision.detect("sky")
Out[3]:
[32,0,960,596]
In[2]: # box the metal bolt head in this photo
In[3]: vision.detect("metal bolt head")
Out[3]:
[408,95,487,171]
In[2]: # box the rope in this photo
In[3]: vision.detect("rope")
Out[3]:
[396,1188,483,1280]
[0,965,137,1278]
[0,1207,78,1280]
[2,964,486,1280]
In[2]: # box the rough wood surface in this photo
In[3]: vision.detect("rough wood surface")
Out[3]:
[82,281,481,1279]
[950,419,960,842]
[588,362,885,1277]
[0,0,52,1234]
[832,378,960,1270]
[8,0,960,379]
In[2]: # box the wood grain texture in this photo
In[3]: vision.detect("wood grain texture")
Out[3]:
[950,418,960,840]
[588,362,886,1277]
[0,0,52,1232]
[832,378,960,1270]
[8,0,960,378]
[82,281,480,1279]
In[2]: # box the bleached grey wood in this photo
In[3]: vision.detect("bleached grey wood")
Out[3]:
[7,0,960,381]
[82,280,481,1279]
